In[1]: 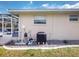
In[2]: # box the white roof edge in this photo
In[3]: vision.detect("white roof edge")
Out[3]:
[8,9,79,13]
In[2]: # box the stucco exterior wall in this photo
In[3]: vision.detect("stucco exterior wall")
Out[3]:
[19,13,79,40]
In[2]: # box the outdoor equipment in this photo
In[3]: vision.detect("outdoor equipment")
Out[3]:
[37,32,47,44]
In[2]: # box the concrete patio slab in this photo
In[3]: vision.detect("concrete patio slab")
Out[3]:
[3,45,79,50]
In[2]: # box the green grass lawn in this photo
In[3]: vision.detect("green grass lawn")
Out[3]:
[0,47,79,57]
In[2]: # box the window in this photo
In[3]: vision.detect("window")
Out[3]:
[69,15,78,21]
[34,16,46,24]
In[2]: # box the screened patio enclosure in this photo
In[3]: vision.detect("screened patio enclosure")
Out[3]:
[0,14,19,38]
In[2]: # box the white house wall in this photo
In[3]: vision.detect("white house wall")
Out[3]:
[19,13,79,40]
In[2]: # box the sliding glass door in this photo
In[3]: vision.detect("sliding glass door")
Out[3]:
[12,18,19,37]
[0,16,2,36]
